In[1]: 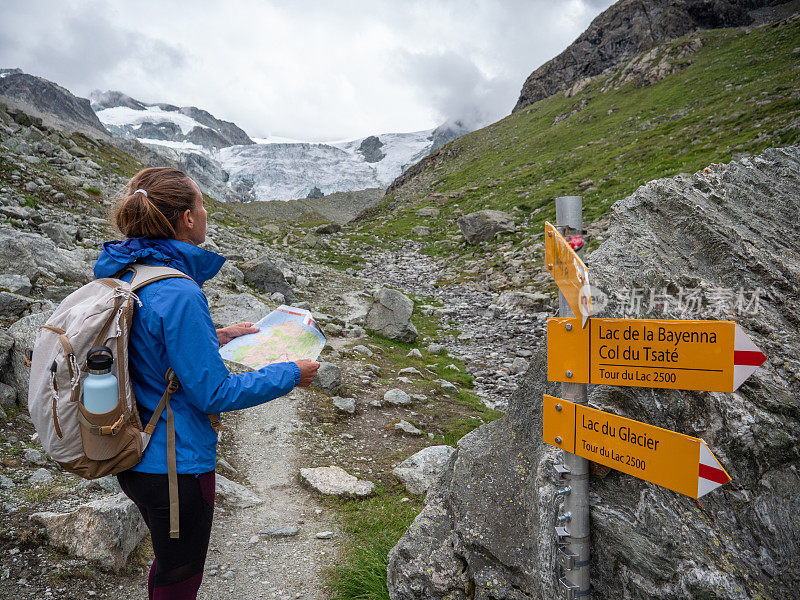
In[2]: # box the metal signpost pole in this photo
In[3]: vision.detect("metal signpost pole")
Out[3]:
[554,196,590,599]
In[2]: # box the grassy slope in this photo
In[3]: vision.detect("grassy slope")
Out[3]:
[366,19,800,248]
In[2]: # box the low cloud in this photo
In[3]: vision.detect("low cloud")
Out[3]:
[0,0,614,140]
[0,1,186,94]
[398,50,516,130]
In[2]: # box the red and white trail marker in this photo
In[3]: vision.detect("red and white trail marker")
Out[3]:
[698,439,732,498]
[733,324,768,391]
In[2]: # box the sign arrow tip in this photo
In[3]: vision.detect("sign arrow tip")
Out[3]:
[697,440,731,498]
[732,324,767,391]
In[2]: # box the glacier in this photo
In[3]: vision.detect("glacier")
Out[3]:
[216,129,437,201]
[92,90,470,202]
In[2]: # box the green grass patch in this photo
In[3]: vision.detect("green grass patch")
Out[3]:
[324,291,501,598]
[327,486,423,600]
[21,193,39,208]
[316,248,365,271]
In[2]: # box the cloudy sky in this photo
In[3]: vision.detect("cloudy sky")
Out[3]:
[1,0,614,141]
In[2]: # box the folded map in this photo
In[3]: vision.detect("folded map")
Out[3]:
[219,305,326,370]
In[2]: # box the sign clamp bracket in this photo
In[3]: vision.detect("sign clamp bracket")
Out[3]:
[558,546,590,570]
[559,578,593,599]
[554,463,571,479]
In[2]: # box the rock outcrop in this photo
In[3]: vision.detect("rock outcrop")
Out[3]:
[429,119,470,153]
[89,90,254,148]
[357,136,386,163]
[178,105,254,147]
[387,148,800,599]
[307,185,324,199]
[513,0,780,111]
[312,362,342,395]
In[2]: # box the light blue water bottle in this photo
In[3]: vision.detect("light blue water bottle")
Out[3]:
[82,346,119,414]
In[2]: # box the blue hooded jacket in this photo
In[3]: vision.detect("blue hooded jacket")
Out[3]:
[93,237,301,474]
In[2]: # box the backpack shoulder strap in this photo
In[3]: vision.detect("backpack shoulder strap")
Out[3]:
[126,264,196,291]
[128,265,219,538]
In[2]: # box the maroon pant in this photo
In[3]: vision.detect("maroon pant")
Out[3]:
[118,470,215,600]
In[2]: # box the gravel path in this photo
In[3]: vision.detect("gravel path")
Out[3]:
[199,389,337,600]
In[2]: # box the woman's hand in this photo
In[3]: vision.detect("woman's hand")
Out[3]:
[294,359,319,387]
[217,322,259,347]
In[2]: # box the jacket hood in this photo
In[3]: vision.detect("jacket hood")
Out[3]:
[93,238,226,286]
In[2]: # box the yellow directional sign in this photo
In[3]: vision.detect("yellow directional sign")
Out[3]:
[547,317,767,392]
[542,395,731,498]
[544,222,592,327]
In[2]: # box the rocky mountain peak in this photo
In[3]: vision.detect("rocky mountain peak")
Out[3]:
[90,89,254,150]
[513,0,786,111]
[88,90,146,112]
[0,69,109,137]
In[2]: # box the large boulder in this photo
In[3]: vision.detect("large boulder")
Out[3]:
[39,222,78,247]
[365,287,418,343]
[239,255,296,303]
[300,466,374,497]
[315,223,341,235]
[387,148,800,599]
[392,445,455,495]
[457,210,515,244]
[30,493,147,571]
[0,291,34,318]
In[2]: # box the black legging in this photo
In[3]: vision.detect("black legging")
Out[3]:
[118,470,215,600]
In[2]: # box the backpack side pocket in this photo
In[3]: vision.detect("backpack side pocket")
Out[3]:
[76,399,142,463]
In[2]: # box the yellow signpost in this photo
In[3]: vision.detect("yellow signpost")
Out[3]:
[547,317,766,393]
[542,395,731,499]
[539,216,756,593]
[544,222,592,327]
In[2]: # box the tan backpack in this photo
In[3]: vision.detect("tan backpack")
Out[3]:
[27,264,219,538]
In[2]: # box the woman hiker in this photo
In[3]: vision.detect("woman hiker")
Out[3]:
[93,166,319,599]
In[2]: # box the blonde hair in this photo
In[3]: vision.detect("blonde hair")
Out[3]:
[112,167,198,239]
